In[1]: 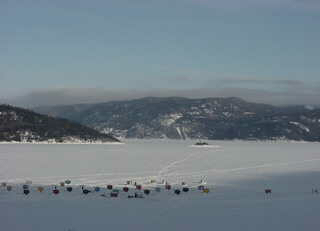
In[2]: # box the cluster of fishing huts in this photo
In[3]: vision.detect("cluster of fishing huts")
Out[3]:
[0,179,210,199]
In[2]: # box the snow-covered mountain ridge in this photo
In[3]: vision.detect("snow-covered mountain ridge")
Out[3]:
[34,97,320,141]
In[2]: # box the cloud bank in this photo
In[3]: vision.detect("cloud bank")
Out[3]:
[186,0,320,11]
[3,80,320,108]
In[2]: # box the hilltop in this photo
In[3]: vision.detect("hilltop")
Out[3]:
[0,104,119,143]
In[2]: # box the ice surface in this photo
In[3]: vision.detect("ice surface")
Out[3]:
[1,140,320,231]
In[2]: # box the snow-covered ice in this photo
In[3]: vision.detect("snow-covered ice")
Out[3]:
[1,140,320,231]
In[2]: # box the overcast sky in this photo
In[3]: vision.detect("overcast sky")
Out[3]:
[1,0,319,106]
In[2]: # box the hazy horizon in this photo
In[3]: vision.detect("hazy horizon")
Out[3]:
[1,86,319,108]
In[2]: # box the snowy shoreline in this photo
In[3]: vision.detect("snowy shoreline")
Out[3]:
[1,138,318,145]
[0,141,124,145]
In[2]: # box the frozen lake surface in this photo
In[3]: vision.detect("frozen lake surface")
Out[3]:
[1,140,320,231]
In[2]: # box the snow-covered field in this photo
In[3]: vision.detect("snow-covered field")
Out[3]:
[1,140,320,231]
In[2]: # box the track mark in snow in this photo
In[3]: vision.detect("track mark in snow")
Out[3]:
[170,158,320,178]
[157,147,221,179]
[3,170,158,184]
[224,158,320,173]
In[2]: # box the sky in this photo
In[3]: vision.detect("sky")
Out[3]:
[1,0,320,106]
